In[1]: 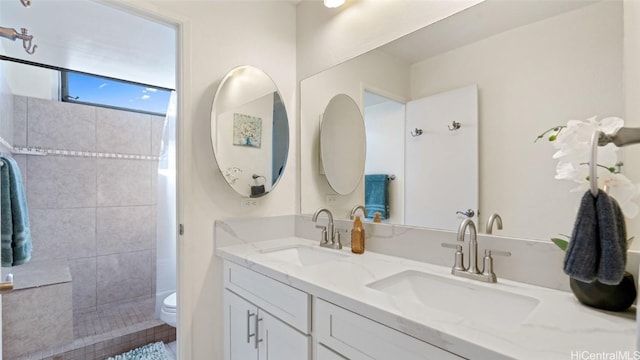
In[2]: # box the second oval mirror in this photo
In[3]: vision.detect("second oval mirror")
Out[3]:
[320,94,366,195]
[211,66,290,197]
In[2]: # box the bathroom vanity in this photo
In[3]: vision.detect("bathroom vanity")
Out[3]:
[217,235,636,360]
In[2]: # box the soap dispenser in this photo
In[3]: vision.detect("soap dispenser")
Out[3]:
[351,215,365,254]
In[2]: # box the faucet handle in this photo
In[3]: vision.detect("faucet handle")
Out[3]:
[441,242,465,271]
[482,249,511,280]
[486,249,511,257]
[441,242,463,250]
[315,225,329,244]
[331,231,342,249]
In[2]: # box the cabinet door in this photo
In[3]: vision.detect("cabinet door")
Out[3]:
[258,310,310,360]
[318,344,348,360]
[224,291,259,360]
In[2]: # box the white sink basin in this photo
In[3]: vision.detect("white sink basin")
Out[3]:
[367,270,539,329]
[260,245,348,266]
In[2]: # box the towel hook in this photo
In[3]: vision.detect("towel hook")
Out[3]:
[448,121,461,131]
[20,28,37,55]
[589,130,600,197]
[410,128,423,137]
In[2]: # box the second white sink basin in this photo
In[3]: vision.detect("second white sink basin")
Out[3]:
[367,270,539,329]
[260,245,348,266]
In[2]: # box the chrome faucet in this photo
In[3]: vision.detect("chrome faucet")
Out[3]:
[312,208,342,249]
[441,218,510,283]
[486,213,503,234]
[349,205,368,220]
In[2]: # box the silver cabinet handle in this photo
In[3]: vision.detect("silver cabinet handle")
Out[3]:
[255,316,263,349]
[0,273,13,294]
[246,310,256,343]
[456,209,475,218]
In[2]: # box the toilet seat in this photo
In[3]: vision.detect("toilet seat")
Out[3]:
[161,292,177,327]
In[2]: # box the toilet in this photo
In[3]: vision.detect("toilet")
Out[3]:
[160,292,177,327]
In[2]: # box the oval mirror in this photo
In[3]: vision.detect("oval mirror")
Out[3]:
[211,66,289,197]
[320,94,366,195]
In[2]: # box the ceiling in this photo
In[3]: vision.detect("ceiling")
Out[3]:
[0,0,176,89]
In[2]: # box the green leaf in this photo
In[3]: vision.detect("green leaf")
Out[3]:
[551,238,568,251]
[548,135,557,141]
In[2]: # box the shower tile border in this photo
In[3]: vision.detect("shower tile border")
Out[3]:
[13,146,160,161]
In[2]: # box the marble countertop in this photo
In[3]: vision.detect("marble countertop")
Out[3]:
[216,237,636,359]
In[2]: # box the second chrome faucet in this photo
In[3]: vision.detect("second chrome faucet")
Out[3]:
[442,218,510,283]
[312,208,342,249]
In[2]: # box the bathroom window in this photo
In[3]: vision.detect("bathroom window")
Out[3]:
[61,71,172,116]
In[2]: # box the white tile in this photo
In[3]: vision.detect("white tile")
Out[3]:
[27,98,96,150]
[97,108,151,155]
[97,159,152,206]
[97,206,154,256]
[30,207,96,260]
[27,156,96,209]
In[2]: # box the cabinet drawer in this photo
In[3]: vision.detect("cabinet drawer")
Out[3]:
[316,299,462,360]
[224,261,310,334]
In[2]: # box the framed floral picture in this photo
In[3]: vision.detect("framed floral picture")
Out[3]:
[233,113,262,148]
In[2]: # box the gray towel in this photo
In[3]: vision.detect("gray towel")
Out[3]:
[563,190,626,285]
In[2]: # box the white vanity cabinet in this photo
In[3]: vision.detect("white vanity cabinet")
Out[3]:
[316,299,463,360]
[223,261,311,360]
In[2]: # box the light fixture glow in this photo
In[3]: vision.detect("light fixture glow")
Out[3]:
[324,0,345,8]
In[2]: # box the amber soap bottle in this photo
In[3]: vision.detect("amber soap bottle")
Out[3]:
[351,215,365,254]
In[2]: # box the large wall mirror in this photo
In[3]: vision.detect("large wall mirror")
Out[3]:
[300,0,625,240]
[212,66,290,197]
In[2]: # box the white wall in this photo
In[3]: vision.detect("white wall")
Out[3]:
[300,49,410,218]
[625,1,640,252]
[3,61,58,101]
[410,1,623,240]
[364,99,405,224]
[296,0,483,79]
[117,2,297,359]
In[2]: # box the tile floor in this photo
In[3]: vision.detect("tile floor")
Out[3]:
[10,297,176,360]
[74,297,156,338]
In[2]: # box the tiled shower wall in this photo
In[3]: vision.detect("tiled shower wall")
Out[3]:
[13,96,164,312]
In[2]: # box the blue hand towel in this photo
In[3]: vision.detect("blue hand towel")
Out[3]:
[0,155,31,267]
[365,174,389,220]
[563,190,626,285]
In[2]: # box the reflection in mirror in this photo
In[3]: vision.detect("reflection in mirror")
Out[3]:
[300,1,623,240]
[211,66,289,197]
[321,94,366,195]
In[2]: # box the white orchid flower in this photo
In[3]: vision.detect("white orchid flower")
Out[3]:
[540,116,638,218]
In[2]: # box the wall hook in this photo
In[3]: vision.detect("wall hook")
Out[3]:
[410,128,423,137]
[20,28,37,55]
[20,0,31,8]
[448,121,461,131]
[0,26,37,55]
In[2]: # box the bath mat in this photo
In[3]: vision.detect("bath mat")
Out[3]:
[107,341,168,360]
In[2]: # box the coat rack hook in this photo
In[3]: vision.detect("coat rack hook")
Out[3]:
[448,121,461,131]
[20,0,31,7]
[20,28,36,55]
[410,128,423,137]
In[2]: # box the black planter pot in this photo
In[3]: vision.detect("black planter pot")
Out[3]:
[569,272,637,312]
